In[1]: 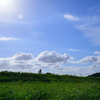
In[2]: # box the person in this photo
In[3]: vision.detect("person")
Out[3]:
[38,69,42,74]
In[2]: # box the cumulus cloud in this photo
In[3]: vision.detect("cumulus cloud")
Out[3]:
[52,64,63,70]
[0,37,18,41]
[34,63,41,67]
[94,51,100,54]
[36,51,71,63]
[13,52,33,61]
[71,56,100,64]
[89,64,99,70]
[64,14,82,21]
[47,63,100,76]
[0,51,100,76]
[0,52,35,72]
[13,64,33,69]
[33,62,63,70]
[33,62,49,69]
[33,62,64,72]
[0,59,10,68]
[79,56,98,63]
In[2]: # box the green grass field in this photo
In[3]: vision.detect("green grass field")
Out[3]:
[0,71,100,100]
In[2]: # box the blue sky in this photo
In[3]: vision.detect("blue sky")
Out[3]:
[0,0,100,76]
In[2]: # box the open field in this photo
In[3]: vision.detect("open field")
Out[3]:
[0,71,100,100]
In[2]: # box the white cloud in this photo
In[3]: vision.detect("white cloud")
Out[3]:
[52,65,63,70]
[64,14,82,21]
[69,48,80,51]
[12,52,33,61]
[33,62,63,70]
[71,56,100,64]
[34,63,41,67]
[0,59,10,68]
[0,52,34,70]
[94,51,100,54]
[0,37,18,41]
[79,56,98,63]
[64,14,100,46]
[0,51,100,76]
[77,14,100,45]
[89,64,99,70]
[13,64,33,69]
[47,63,100,76]
[36,51,71,63]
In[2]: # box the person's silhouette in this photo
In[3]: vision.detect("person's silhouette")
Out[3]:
[38,69,42,73]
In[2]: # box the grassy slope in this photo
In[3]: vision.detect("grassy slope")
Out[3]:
[0,71,100,83]
[0,71,100,100]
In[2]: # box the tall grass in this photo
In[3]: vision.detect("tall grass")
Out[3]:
[0,71,100,100]
[0,82,100,100]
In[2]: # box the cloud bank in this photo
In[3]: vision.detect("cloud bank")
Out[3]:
[0,51,100,76]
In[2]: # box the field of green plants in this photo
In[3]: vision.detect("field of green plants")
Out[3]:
[0,71,100,100]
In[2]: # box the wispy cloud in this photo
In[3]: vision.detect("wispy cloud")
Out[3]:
[64,14,82,21]
[0,37,18,41]
[77,7,100,45]
[69,49,80,51]
[94,51,100,54]
[77,17,100,45]
[64,7,100,46]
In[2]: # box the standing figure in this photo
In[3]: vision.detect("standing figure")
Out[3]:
[38,69,42,74]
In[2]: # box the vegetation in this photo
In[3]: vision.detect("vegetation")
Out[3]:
[88,72,100,77]
[0,71,100,100]
[0,71,100,83]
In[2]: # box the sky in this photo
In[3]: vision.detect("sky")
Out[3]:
[0,0,100,76]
